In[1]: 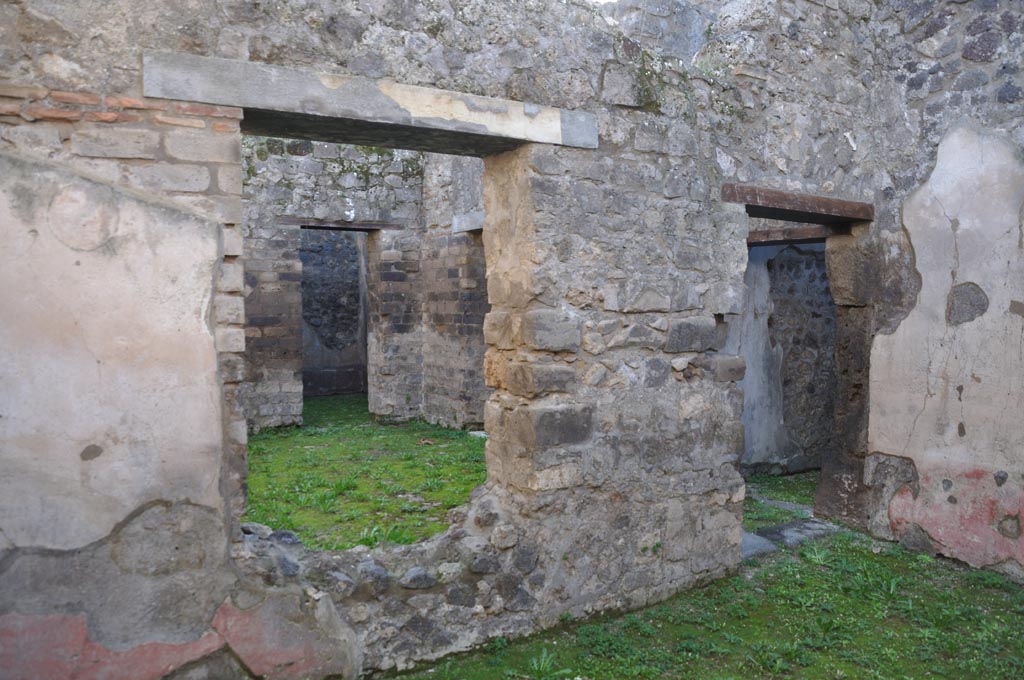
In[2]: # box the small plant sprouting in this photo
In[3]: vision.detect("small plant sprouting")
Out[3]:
[504,648,572,680]
[487,636,509,654]
[332,475,358,496]
[802,543,831,566]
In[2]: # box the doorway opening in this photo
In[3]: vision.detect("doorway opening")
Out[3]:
[730,242,837,477]
[298,222,372,400]
[721,183,874,533]
[236,136,492,549]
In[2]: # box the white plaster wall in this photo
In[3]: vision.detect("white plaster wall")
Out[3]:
[869,123,1024,569]
[0,152,224,550]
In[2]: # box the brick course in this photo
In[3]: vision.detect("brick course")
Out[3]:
[240,139,490,429]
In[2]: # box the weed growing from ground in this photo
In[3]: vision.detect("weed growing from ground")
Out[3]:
[503,648,573,680]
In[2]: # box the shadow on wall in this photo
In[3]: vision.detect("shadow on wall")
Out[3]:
[727,243,838,476]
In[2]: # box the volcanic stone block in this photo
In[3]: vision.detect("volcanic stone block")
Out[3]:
[483,311,516,349]
[144,52,598,154]
[520,309,581,352]
[164,128,241,163]
[123,163,211,192]
[692,354,746,382]
[664,316,719,353]
[70,128,160,159]
[505,362,575,397]
[510,402,594,450]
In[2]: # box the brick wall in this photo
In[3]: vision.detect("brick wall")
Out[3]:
[366,153,490,428]
[363,218,424,420]
[420,154,490,428]
[420,230,490,428]
[240,138,422,429]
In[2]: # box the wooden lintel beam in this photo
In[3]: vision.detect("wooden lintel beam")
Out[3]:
[276,216,404,232]
[747,224,836,245]
[722,183,874,226]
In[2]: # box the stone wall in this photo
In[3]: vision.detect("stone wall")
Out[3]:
[812,1,1024,581]
[0,86,251,532]
[866,124,1024,577]
[0,94,312,678]
[300,228,367,397]
[240,139,490,430]
[0,0,862,675]
[239,137,302,429]
[352,152,492,429]
[768,246,837,473]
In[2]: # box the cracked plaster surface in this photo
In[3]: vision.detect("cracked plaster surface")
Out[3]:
[868,122,1024,568]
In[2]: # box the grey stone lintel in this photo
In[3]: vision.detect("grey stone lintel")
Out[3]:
[143,52,598,156]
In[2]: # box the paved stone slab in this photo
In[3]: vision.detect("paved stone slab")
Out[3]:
[748,492,813,517]
[741,531,779,559]
[756,518,841,548]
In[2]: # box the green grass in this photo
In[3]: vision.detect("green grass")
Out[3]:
[747,470,820,506]
[399,533,1024,679]
[242,395,486,550]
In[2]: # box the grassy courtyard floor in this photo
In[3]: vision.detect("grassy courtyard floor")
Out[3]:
[243,395,486,550]
[245,399,1024,679]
